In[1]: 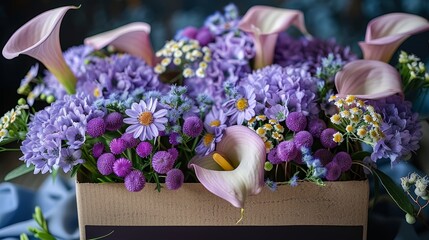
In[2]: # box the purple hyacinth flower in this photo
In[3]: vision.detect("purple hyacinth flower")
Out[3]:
[124,170,146,192]
[113,158,132,177]
[165,169,184,190]
[152,151,175,174]
[65,126,86,149]
[97,153,116,175]
[58,147,84,173]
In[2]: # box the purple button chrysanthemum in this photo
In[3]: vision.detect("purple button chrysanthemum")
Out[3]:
[124,170,146,192]
[110,138,127,155]
[320,128,338,149]
[152,151,175,174]
[113,158,132,177]
[286,112,307,132]
[183,116,203,137]
[168,148,179,162]
[267,147,282,164]
[332,152,352,172]
[97,153,116,175]
[294,131,314,149]
[121,132,139,148]
[314,149,334,166]
[307,118,327,138]
[136,142,152,158]
[325,162,342,181]
[87,117,106,138]
[105,112,123,131]
[276,140,298,162]
[165,169,184,190]
[92,142,105,159]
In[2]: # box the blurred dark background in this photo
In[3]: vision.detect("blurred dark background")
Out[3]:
[0,0,428,113]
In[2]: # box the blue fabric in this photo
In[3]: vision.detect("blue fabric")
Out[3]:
[0,177,79,240]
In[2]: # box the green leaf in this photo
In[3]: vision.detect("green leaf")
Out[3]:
[372,168,415,215]
[35,232,56,240]
[4,164,35,181]
[20,233,30,240]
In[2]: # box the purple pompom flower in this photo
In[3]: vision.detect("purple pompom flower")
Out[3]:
[136,142,152,158]
[97,153,116,175]
[86,117,106,138]
[325,162,342,181]
[121,132,139,148]
[105,112,123,131]
[124,170,146,192]
[183,116,203,137]
[333,152,352,172]
[320,128,339,149]
[276,140,298,162]
[286,112,307,132]
[124,98,168,141]
[113,158,132,177]
[195,27,214,46]
[307,118,327,138]
[267,146,283,164]
[314,149,334,166]
[92,142,105,158]
[110,138,127,155]
[165,169,184,190]
[168,148,179,162]
[152,151,175,174]
[294,131,314,149]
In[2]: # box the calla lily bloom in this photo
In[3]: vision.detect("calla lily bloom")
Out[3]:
[188,125,266,209]
[335,60,403,99]
[359,13,429,63]
[2,6,78,94]
[238,6,310,69]
[84,22,155,66]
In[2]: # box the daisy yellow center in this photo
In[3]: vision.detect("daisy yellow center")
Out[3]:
[210,120,221,127]
[203,133,214,146]
[93,87,101,98]
[236,98,248,111]
[139,111,154,126]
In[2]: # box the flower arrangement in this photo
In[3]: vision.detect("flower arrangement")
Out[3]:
[1,3,429,225]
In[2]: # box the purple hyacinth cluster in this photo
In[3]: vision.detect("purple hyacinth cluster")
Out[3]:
[236,65,319,120]
[20,93,104,174]
[370,95,423,165]
[274,33,357,74]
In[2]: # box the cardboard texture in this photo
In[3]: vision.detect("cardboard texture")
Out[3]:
[76,176,369,239]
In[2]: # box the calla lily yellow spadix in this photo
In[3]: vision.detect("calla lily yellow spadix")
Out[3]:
[2,6,78,94]
[335,60,403,99]
[359,13,429,63]
[84,22,155,66]
[238,5,310,69]
[212,153,234,171]
[188,125,266,210]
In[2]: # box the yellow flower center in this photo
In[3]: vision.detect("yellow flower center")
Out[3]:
[213,153,234,171]
[210,120,221,127]
[138,111,154,126]
[203,133,214,146]
[235,98,248,111]
[93,87,101,98]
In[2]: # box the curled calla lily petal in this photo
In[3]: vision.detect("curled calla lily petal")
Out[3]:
[188,125,266,208]
[238,5,310,69]
[2,6,78,94]
[359,13,429,62]
[84,22,155,66]
[335,60,403,99]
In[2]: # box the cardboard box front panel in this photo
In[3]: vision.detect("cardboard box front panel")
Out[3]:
[76,179,369,240]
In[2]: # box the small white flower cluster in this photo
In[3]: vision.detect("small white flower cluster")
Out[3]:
[401,172,429,224]
[0,104,29,142]
[398,51,429,82]
[154,40,211,78]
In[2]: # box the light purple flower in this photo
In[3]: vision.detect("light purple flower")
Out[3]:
[65,126,86,149]
[113,158,132,177]
[136,142,152,158]
[97,153,115,175]
[165,169,184,190]
[183,116,203,137]
[124,98,168,141]
[224,86,256,125]
[124,170,146,192]
[152,151,175,174]
[58,147,84,173]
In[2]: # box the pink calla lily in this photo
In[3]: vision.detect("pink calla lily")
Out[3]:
[359,13,429,62]
[335,60,403,99]
[188,125,266,209]
[238,5,310,69]
[2,6,78,94]
[84,22,155,66]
